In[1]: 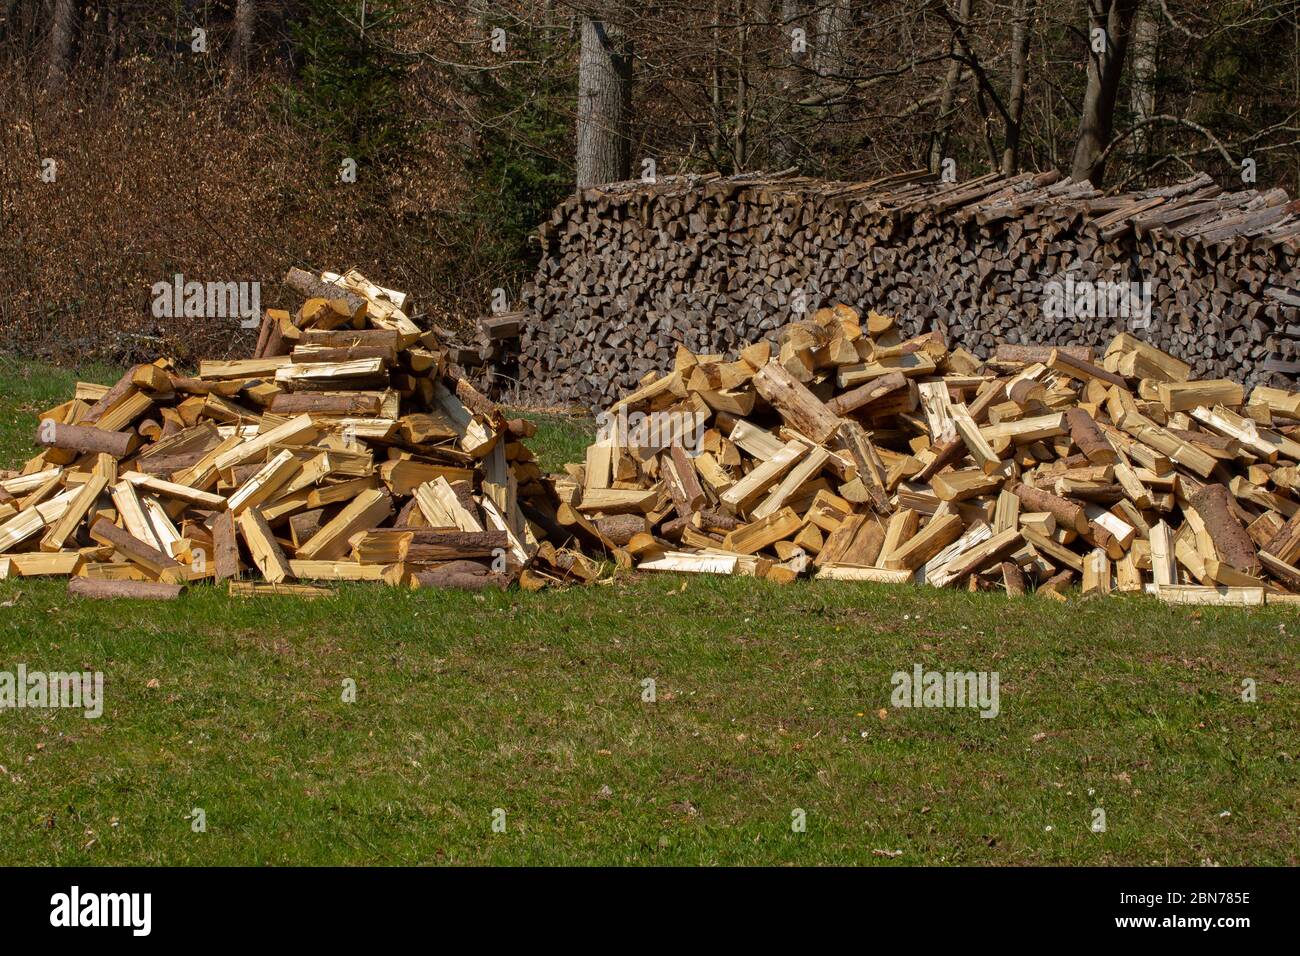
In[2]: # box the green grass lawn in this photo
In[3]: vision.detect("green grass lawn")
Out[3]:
[0,358,1297,865]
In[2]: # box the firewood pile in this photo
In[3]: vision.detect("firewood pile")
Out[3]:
[522,169,1300,411]
[10,263,1300,607]
[0,269,597,599]
[555,304,1300,606]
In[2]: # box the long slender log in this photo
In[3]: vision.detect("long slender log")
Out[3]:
[826,372,908,417]
[410,566,508,590]
[68,577,185,600]
[36,421,137,458]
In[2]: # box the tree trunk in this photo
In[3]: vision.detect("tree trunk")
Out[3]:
[576,15,633,187]
[42,0,79,92]
[811,0,850,119]
[929,0,971,173]
[1001,0,1035,174]
[769,0,807,168]
[781,0,803,85]
[710,0,723,162]
[734,0,750,169]
[104,0,123,66]
[1070,0,1140,185]
[232,0,256,76]
[1129,0,1159,160]
[813,0,851,78]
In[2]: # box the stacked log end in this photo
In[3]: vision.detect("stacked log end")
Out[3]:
[441,311,524,402]
[521,169,1300,411]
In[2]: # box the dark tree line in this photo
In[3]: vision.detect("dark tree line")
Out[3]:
[3,1,1296,190]
[0,1,1296,362]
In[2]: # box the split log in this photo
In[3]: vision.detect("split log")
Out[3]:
[1189,484,1260,575]
[1064,408,1117,465]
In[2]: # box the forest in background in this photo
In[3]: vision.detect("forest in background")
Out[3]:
[1,1,1297,366]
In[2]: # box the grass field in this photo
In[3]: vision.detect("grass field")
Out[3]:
[1,358,1298,865]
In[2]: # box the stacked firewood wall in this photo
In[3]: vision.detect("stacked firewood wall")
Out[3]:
[521,170,1300,410]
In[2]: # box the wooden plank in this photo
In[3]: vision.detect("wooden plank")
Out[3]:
[110,480,164,551]
[212,414,317,471]
[928,526,1020,588]
[413,477,483,532]
[951,404,1001,473]
[227,449,301,514]
[882,512,964,571]
[1154,585,1264,606]
[212,510,240,582]
[1082,548,1112,596]
[752,445,829,519]
[815,566,913,584]
[639,551,739,575]
[5,552,83,576]
[120,471,227,509]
